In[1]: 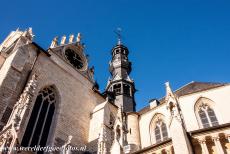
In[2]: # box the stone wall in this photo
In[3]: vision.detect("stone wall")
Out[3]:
[138,103,169,148]
[179,85,230,132]
[88,101,118,153]
[18,50,105,151]
[0,44,38,130]
[126,112,140,152]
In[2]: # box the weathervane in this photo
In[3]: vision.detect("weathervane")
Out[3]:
[114,27,122,45]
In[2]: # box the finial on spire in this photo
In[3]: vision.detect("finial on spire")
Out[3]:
[165,81,170,88]
[165,81,177,103]
[165,81,173,96]
[114,27,122,45]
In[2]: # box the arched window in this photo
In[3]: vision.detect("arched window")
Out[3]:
[195,98,219,128]
[154,120,168,143]
[21,86,56,148]
[150,114,168,144]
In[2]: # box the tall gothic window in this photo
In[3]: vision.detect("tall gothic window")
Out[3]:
[21,86,56,148]
[195,97,219,128]
[198,104,219,128]
[150,115,168,144]
[154,120,168,143]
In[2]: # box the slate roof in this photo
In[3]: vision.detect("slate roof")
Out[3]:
[138,81,229,115]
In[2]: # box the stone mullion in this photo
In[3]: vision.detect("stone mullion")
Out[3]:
[204,109,212,127]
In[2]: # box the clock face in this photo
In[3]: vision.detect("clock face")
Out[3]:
[65,49,84,69]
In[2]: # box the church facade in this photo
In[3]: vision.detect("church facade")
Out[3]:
[0,28,230,154]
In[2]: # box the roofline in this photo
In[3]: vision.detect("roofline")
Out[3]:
[92,88,106,98]
[173,81,195,94]
[138,82,230,115]
[32,42,51,56]
[174,81,230,95]
[177,83,230,98]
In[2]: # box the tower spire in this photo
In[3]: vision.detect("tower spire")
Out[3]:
[114,28,122,45]
[105,32,136,112]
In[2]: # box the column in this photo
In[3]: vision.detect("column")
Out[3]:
[213,136,225,154]
[227,135,230,143]
[198,138,209,154]
[165,147,172,154]
[224,131,230,143]
[225,134,230,154]
[157,151,161,154]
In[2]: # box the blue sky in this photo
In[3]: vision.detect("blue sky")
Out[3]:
[1,0,230,110]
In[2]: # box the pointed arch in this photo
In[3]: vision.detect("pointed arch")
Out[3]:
[21,85,60,148]
[194,97,219,128]
[149,113,169,144]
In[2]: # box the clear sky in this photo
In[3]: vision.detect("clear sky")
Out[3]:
[1,0,230,110]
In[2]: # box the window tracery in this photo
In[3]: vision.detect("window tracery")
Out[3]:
[154,119,168,143]
[198,103,219,128]
[21,86,56,149]
[195,97,219,128]
[150,114,169,144]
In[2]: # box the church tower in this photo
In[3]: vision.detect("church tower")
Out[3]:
[105,35,136,112]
